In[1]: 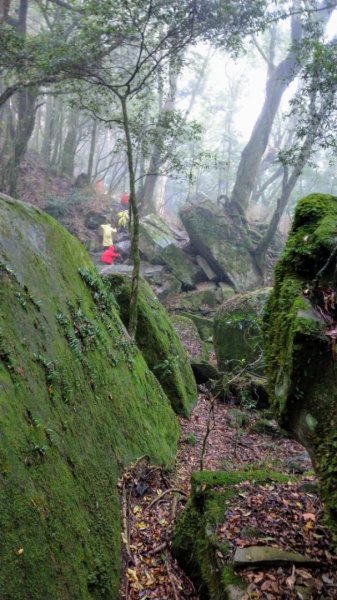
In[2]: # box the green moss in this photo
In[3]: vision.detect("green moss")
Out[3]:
[214,289,271,373]
[180,201,260,291]
[180,312,214,341]
[105,274,197,416]
[0,194,179,599]
[263,193,337,548]
[139,214,176,263]
[275,193,337,280]
[160,244,201,289]
[172,469,289,599]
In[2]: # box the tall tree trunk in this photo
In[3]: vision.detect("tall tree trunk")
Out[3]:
[41,95,56,165]
[0,0,35,195]
[51,100,64,166]
[5,89,37,195]
[230,0,334,217]
[230,6,302,215]
[253,92,332,268]
[87,119,98,181]
[139,59,179,215]
[121,96,140,339]
[60,108,80,177]
[139,51,210,215]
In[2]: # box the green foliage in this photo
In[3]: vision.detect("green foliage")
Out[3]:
[185,432,197,446]
[154,356,180,377]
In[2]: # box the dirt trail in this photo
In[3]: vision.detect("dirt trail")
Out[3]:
[118,389,337,600]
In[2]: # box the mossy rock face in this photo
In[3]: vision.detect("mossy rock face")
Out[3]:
[0,194,179,600]
[171,315,219,384]
[172,470,289,599]
[214,289,271,373]
[105,274,197,417]
[139,213,177,264]
[180,312,214,341]
[160,243,203,290]
[222,372,269,410]
[171,315,208,362]
[264,193,337,548]
[163,287,221,315]
[180,200,260,291]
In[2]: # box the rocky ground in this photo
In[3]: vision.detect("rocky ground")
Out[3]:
[118,391,337,599]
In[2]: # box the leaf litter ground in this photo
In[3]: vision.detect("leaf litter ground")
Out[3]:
[119,391,337,600]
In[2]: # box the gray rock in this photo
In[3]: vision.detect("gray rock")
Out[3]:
[226,584,248,600]
[139,213,177,263]
[161,243,202,289]
[180,199,260,291]
[218,282,236,301]
[214,288,271,373]
[196,255,217,281]
[233,546,321,569]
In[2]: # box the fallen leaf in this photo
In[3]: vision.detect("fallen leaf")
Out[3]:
[303,513,316,521]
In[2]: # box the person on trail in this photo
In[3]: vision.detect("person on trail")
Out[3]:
[100,245,119,264]
[121,191,129,206]
[100,223,117,248]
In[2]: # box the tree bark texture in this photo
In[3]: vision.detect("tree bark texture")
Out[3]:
[121,96,140,339]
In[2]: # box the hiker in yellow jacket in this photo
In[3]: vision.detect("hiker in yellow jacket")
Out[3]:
[101,224,117,248]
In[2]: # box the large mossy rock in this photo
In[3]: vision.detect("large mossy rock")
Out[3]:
[180,312,214,341]
[0,194,179,599]
[264,193,337,547]
[163,286,222,316]
[171,315,208,363]
[180,200,260,291]
[105,274,197,416]
[171,315,219,384]
[160,243,202,290]
[172,470,289,600]
[138,213,177,263]
[214,289,271,372]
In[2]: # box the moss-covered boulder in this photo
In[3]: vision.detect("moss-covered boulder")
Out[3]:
[171,315,219,384]
[171,315,208,363]
[180,200,260,291]
[139,213,177,263]
[214,289,271,372]
[264,193,337,547]
[180,312,214,341]
[0,194,179,599]
[105,274,197,416]
[172,470,289,599]
[160,243,202,290]
[163,287,221,316]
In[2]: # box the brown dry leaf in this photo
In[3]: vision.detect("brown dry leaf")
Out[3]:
[261,580,274,591]
[253,573,265,584]
[296,569,313,580]
[286,565,296,590]
[303,513,316,521]
[304,520,314,533]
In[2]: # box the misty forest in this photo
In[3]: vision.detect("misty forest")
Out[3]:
[3,0,337,598]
